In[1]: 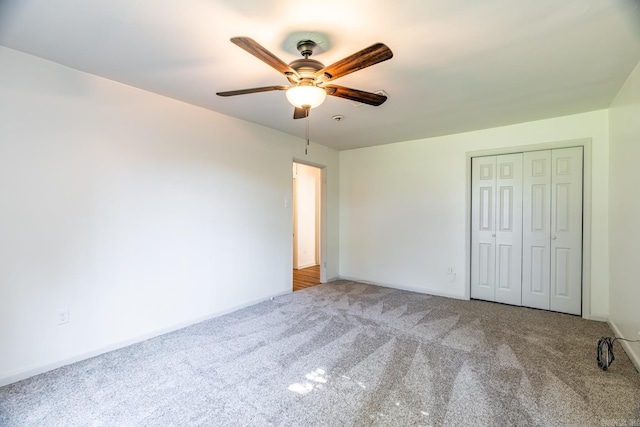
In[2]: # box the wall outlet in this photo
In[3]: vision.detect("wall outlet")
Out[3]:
[57,308,69,325]
[446,267,455,275]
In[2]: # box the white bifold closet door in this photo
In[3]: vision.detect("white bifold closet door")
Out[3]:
[471,147,583,315]
[522,147,583,315]
[470,153,523,306]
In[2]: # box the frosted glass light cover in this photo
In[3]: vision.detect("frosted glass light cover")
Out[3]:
[286,85,327,108]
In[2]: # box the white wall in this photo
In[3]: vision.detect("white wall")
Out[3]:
[339,110,610,318]
[609,60,640,370]
[0,46,339,385]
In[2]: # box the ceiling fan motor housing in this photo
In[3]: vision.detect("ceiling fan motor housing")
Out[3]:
[296,40,317,57]
[289,58,324,80]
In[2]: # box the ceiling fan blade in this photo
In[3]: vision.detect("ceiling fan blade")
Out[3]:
[325,85,388,106]
[293,107,310,119]
[216,85,288,97]
[317,43,393,82]
[231,37,298,77]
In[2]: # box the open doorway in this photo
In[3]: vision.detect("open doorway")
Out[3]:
[292,162,322,291]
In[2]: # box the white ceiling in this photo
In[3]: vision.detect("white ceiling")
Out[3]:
[1,0,639,150]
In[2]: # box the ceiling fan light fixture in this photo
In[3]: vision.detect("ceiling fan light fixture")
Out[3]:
[286,85,327,109]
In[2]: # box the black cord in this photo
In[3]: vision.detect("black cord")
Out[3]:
[597,336,640,370]
[597,337,615,370]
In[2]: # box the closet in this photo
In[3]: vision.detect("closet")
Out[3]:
[470,147,583,315]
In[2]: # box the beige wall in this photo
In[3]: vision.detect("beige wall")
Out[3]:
[609,60,640,370]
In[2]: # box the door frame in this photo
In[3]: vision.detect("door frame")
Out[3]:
[292,160,327,283]
[465,138,594,319]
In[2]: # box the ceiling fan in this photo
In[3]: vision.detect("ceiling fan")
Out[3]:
[216,37,393,119]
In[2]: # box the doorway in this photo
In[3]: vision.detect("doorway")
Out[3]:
[292,162,322,291]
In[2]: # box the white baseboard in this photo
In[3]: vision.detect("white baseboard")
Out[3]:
[0,289,291,388]
[588,313,609,322]
[295,263,316,270]
[337,276,467,300]
[608,319,640,373]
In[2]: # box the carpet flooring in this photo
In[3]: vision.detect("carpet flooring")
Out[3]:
[1,281,639,426]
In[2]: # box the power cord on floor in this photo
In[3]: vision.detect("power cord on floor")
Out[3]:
[597,336,640,370]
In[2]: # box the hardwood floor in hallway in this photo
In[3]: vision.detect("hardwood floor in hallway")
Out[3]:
[293,265,321,291]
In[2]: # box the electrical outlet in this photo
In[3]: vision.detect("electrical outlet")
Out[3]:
[57,308,69,325]
[446,267,454,275]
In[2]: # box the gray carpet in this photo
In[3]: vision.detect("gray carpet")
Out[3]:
[1,281,639,426]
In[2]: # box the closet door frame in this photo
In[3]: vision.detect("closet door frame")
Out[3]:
[464,138,594,320]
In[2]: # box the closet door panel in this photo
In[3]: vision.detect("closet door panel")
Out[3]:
[471,156,496,301]
[494,153,523,306]
[522,150,551,310]
[550,147,583,315]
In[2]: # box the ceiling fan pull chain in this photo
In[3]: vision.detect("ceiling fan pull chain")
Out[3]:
[305,107,310,155]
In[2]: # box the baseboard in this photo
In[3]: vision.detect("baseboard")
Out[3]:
[337,276,467,301]
[0,289,291,388]
[295,263,316,270]
[588,313,609,322]
[608,319,640,373]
